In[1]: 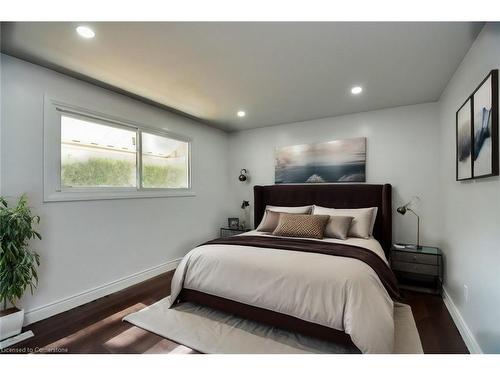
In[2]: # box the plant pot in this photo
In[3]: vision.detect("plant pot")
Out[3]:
[0,307,24,341]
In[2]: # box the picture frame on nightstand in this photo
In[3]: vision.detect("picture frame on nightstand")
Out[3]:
[227,217,239,229]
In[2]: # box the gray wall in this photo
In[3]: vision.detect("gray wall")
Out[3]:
[228,102,441,246]
[438,23,500,354]
[0,55,231,320]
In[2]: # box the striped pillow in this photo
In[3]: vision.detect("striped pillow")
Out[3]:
[272,213,330,239]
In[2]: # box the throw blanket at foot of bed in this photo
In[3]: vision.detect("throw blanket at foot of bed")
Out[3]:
[202,236,400,300]
[169,235,399,353]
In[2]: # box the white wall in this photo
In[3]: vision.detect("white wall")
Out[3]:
[0,55,231,322]
[438,23,500,354]
[228,103,441,246]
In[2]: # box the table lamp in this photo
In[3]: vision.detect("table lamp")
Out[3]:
[397,196,421,249]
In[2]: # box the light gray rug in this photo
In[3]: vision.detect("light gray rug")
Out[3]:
[124,296,423,354]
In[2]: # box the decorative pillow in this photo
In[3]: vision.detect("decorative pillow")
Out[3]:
[312,206,378,239]
[255,210,282,232]
[323,215,354,240]
[272,213,330,239]
[256,205,312,232]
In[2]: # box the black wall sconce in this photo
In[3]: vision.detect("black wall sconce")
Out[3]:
[238,169,248,182]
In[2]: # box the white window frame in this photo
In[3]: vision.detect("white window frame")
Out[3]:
[44,96,194,202]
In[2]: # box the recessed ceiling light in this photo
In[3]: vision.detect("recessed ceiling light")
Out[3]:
[351,86,363,95]
[237,110,246,118]
[76,26,95,39]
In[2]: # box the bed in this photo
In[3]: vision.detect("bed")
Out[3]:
[169,184,397,353]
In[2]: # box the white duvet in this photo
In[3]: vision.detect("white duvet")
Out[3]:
[169,231,395,353]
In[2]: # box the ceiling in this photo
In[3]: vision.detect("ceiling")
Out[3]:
[1,22,483,131]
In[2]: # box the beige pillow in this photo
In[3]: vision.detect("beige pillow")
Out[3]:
[312,206,377,239]
[256,210,282,232]
[272,213,330,239]
[256,205,312,232]
[323,215,354,240]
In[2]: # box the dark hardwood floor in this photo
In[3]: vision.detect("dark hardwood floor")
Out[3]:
[400,289,469,354]
[2,271,468,354]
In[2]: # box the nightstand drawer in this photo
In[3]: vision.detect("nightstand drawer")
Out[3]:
[220,228,250,238]
[391,251,437,265]
[392,261,439,276]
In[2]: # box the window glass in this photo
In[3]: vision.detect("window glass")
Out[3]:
[61,115,137,188]
[141,132,189,188]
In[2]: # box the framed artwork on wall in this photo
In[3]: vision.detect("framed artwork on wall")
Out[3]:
[456,98,473,180]
[274,137,366,183]
[456,69,499,181]
[471,70,499,178]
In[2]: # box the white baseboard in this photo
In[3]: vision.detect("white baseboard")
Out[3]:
[23,258,181,326]
[442,287,482,354]
[0,330,34,350]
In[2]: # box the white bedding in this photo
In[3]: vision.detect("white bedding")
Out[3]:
[169,230,394,353]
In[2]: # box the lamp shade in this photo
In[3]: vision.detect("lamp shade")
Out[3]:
[396,198,421,249]
[396,205,407,215]
[238,169,248,182]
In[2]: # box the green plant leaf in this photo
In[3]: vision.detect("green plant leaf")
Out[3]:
[0,194,41,308]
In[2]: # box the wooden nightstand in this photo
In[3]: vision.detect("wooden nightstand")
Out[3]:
[220,227,251,238]
[390,245,443,295]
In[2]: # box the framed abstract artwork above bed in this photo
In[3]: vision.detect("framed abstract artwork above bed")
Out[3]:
[456,69,499,181]
[275,137,366,183]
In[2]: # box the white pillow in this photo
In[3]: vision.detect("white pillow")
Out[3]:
[312,205,378,239]
[266,205,313,214]
[256,205,312,231]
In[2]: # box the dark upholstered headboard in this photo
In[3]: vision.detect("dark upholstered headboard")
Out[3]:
[254,184,392,254]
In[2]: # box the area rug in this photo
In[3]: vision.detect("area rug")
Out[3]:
[124,296,423,354]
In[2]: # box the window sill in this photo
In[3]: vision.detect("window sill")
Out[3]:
[43,189,196,202]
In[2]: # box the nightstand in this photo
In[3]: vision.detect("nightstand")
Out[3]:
[220,227,251,238]
[390,245,443,295]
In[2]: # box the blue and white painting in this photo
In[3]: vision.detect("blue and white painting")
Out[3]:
[275,137,366,184]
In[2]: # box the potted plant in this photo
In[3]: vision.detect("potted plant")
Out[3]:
[0,195,41,341]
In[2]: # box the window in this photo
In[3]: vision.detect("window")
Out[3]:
[43,97,193,201]
[141,132,189,189]
[61,115,137,188]
[59,114,190,191]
